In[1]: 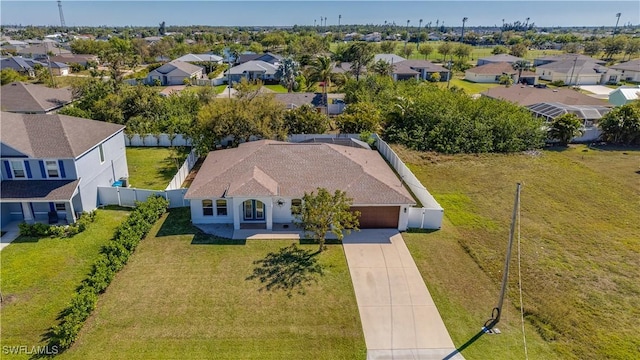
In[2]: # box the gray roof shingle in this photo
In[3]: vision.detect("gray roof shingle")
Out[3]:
[481,86,609,106]
[1,82,73,113]
[1,179,80,201]
[0,112,125,158]
[185,140,415,205]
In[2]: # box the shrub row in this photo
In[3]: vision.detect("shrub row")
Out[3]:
[18,211,97,238]
[49,196,169,351]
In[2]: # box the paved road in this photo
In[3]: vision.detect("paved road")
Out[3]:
[343,230,463,360]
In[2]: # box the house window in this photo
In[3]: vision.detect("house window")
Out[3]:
[216,199,227,216]
[55,203,66,211]
[45,160,59,178]
[202,200,213,216]
[291,199,302,216]
[98,144,105,163]
[608,75,617,82]
[10,160,25,178]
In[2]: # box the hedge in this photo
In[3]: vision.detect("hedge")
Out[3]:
[48,196,169,352]
[18,211,97,238]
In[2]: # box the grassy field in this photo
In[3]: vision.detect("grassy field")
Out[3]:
[436,77,501,94]
[0,209,129,360]
[263,84,289,93]
[60,208,365,359]
[396,144,640,359]
[126,147,190,190]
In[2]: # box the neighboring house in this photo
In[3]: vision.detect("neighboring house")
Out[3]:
[609,59,640,82]
[49,54,99,67]
[363,32,382,42]
[608,85,640,106]
[476,54,524,66]
[1,82,73,114]
[535,60,620,85]
[226,60,279,83]
[396,60,448,81]
[185,140,416,230]
[465,62,538,84]
[146,61,205,86]
[17,42,71,59]
[274,93,346,115]
[0,57,45,77]
[0,113,128,227]
[46,61,70,76]
[533,54,605,67]
[374,54,407,64]
[331,62,357,75]
[1,39,28,52]
[391,61,420,81]
[174,53,224,64]
[527,102,611,142]
[481,86,608,106]
[236,52,282,65]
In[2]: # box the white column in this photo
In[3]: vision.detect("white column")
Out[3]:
[68,200,77,223]
[232,198,240,230]
[266,198,273,230]
[21,202,34,222]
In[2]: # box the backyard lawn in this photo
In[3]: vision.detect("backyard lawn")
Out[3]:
[126,147,190,190]
[396,144,640,360]
[60,208,365,359]
[263,84,288,93]
[0,208,129,360]
[436,77,501,94]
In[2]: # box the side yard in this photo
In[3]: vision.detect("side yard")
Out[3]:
[60,208,365,359]
[125,147,191,190]
[396,144,640,360]
[0,208,130,360]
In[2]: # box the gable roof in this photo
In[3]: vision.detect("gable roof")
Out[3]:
[466,62,517,75]
[184,140,415,205]
[227,60,278,75]
[237,53,282,65]
[534,54,604,65]
[478,54,524,63]
[374,54,407,64]
[609,59,640,72]
[481,86,609,106]
[392,61,420,75]
[398,59,448,72]
[174,53,224,63]
[0,57,45,72]
[1,82,73,113]
[1,179,81,202]
[0,112,125,159]
[148,61,203,77]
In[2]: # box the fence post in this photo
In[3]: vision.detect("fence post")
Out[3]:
[117,187,121,207]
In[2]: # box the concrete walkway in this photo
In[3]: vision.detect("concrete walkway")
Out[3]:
[343,230,463,360]
[0,221,21,252]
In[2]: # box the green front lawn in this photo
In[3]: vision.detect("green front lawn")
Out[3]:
[397,144,640,359]
[0,208,129,360]
[126,147,190,190]
[61,208,365,359]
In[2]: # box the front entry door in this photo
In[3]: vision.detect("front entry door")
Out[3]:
[243,200,265,221]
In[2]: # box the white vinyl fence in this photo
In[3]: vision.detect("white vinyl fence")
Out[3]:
[125,134,192,147]
[98,187,190,208]
[166,148,198,190]
[373,135,444,229]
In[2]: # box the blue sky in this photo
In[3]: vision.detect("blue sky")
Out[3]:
[1,1,639,28]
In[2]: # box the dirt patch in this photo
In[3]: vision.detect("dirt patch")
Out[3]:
[0,294,18,307]
[181,158,204,188]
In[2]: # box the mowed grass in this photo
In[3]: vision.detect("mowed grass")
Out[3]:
[436,77,501,94]
[0,208,129,360]
[126,147,190,190]
[263,84,289,93]
[60,208,365,359]
[396,144,640,359]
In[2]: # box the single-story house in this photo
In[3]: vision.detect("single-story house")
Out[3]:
[274,92,345,115]
[391,61,421,81]
[1,82,73,114]
[0,57,45,77]
[374,54,407,64]
[395,60,448,81]
[476,54,524,66]
[527,102,612,142]
[236,52,282,66]
[533,54,605,67]
[465,62,538,85]
[46,61,70,76]
[481,86,608,106]
[49,54,99,67]
[226,60,279,83]
[174,53,224,64]
[331,62,357,75]
[145,61,205,86]
[535,60,620,85]
[608,85,640,106]
[609,59,640,83]
[184,140,416,231]
[1,113,128,227]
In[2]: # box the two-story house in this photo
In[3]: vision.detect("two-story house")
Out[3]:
[1,112,128,227]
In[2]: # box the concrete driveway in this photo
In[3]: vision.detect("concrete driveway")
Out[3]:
[343,230,463,360]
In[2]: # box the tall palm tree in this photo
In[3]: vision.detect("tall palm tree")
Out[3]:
[512,59,530,84]
[309,56,333,108]
[276,58,300,93]
[461,17,468,43]
[416,19,423,49]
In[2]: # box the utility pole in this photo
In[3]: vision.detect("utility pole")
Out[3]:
[57,0,66,29]
[461,17,468,43]
[568,55,578,86]
[446,54,453,89]
[338,15,342,42]
[501,19,505,44]
[416,19,423,49]
[613,12,622,37]
[404,20,410,50]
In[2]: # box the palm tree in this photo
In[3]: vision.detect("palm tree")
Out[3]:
[512,59,530,84]
[309,56,333,108]
[372,59,394,77]
[276,58,300,93]
[461,17,468,43]
[416,19,423,49]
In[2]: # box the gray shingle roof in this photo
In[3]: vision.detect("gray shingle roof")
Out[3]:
[536,60,609,75]
[398,60,448,72]
[478,54,523,64]
[0,179,80,201]
[609,59,640,72]
[1,82,73,113]
[0,57,44,72]
[185,140,415,205]
[174,53,223,63]
[481,86,609,106]
[148,61,203,77]
[0,112,125,158]
[374,54,407,64]
[227,60,278,75]
[466,62,517,75]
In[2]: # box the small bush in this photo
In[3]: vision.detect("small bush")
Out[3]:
[550,80,565,87]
